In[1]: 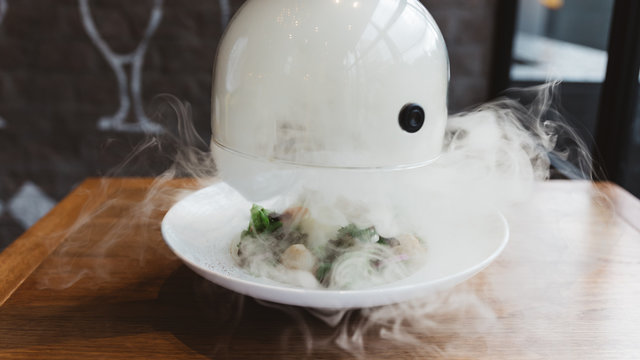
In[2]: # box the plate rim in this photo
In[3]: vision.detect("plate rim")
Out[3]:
[161,184,510,308]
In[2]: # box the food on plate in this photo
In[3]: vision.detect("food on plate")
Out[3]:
[232,204,427,289]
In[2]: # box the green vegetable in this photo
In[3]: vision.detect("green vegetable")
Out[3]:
[242,204,283,238]
[376,236,400,247]
[315,262,332,283]
[331,224,378,248]
[338,224,376,239]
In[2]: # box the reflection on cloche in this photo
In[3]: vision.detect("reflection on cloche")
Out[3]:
[212,0,449,169]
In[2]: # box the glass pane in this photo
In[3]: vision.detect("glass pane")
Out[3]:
[509,0,615,152]
[626,85,640,196]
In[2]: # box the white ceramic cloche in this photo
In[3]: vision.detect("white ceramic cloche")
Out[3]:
[212,0,449,175]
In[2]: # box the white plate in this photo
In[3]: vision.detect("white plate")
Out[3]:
[161,182,509,309]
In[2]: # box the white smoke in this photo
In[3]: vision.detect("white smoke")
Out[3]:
[37,84,599,357]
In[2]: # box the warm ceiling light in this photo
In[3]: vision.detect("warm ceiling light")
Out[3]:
[539,0,564,10]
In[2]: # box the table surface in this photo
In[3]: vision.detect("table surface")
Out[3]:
[0,178,639,359]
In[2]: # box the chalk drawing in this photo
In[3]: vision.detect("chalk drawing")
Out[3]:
[79,0,164,133]
[218,0,231,29]
[0,0,7,26]
[7,181,56,229]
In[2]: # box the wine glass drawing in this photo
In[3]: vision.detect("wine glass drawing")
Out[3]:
[78,0,164,133]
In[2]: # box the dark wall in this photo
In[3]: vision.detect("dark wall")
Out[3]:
[0,0,498,248]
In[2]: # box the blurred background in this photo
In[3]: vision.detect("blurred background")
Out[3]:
[0,0,639,249]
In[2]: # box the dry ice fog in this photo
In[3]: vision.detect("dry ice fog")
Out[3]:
[37,0,600,356]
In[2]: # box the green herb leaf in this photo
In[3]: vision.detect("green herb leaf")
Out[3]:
[315,262,332,283]
[245,204,283,237]
[377,236,400,247]
[336,224,378,243]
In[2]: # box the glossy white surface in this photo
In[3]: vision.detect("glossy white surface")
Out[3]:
[161,182,509,309]
[212,0,449,168]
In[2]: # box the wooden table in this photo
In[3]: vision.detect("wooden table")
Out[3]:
[1,178,639,359]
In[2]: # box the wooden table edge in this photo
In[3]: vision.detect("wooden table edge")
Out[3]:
[0,177,201,307]
[0,179,102,306]
[1,178,637,308]
[597,181,640,232]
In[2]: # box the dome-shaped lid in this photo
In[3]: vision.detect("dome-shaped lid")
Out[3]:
[212,0,449,169]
